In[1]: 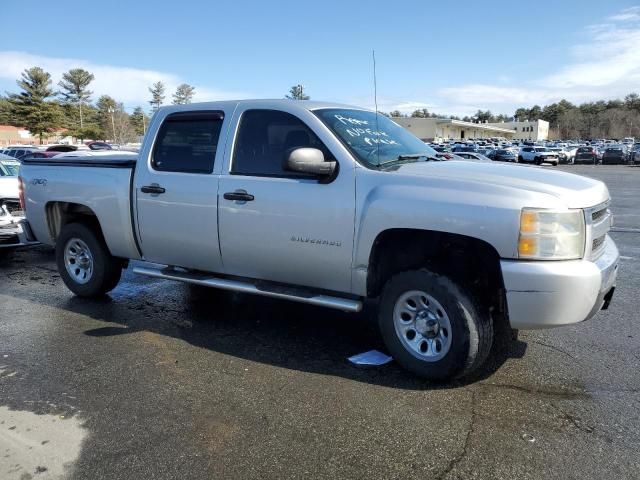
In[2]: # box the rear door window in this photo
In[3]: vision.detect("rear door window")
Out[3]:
[152,111,224,174]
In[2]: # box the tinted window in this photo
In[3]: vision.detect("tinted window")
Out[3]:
[152,112,223,173]
[232,109,332,176]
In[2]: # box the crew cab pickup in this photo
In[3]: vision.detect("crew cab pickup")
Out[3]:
[19,100,619,381]
[518,146,560,166]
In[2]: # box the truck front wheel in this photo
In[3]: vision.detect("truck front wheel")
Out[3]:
[56,222,122,297]
[378,269,493,381]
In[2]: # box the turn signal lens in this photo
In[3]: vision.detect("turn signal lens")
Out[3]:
[518,208,585,260]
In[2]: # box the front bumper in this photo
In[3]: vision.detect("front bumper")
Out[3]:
[500,235,619,329]
[0,218,39,249]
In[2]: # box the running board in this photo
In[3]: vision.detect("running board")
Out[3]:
[133,266,363,312]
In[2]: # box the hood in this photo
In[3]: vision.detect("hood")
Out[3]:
[0,177,19,199]
[390,160,609,208]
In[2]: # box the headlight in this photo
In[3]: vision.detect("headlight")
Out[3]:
[518,208,585,260]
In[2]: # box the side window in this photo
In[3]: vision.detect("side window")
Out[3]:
[152,111,223,174]
[232,109,333,176]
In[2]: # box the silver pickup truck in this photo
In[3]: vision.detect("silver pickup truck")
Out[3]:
[19,100,619,381]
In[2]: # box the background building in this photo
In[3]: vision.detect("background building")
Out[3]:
[394,117,515,142]
[394,117,550,142]
[485,119,549,141]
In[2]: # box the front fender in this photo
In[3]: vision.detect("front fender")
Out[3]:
[351,175,558,295]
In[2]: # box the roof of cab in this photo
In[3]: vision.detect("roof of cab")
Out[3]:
[157,99,370,114]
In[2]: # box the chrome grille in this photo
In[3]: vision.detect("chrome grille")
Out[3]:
[592,208,607,222]
[592,235,605,251]
[585,202,611,260]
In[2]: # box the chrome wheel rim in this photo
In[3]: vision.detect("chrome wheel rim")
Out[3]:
[64,238,94,285]
[393,290,452,362]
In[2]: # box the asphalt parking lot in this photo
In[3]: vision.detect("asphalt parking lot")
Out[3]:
[1,164,639,479]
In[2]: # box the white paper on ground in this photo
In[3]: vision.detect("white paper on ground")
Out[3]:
[348,350,393,366]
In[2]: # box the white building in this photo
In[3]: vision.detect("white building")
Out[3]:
[393,117,550,142]
[393,118,515,142]
[485,120,549,141]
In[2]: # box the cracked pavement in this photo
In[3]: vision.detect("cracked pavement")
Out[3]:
[1,165,639,479]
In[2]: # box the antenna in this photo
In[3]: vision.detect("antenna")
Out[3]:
[373,49,380,165]
[372,50,379,115]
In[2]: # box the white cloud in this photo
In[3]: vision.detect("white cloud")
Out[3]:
[0,51,249,108]
[430,6,640,116]
[607,6,640,22]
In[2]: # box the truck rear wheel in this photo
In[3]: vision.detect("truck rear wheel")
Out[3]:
[378,269,493,381]
[56,222,122,297]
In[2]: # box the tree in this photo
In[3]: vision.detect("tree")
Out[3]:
[58,68,94,131]
[389,110,404,117]
[411,108,430,118]
[7,67,64,144]
[172,83,195,105]
[110,103,137,144]
[625,93,640,113]
[0,96,11,124]
[148,81,166,111]
[130,106,150,136]
[285,84,309,100]
[92,95,118,140]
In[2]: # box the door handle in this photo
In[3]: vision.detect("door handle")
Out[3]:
[141,185,166,194]
[224,190,254,202]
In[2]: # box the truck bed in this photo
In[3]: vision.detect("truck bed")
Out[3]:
[20,153,142,260]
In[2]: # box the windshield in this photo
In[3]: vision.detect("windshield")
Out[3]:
[314,108,437,167]
[0,161,19,176]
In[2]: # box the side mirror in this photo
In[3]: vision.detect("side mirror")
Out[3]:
[286,148,336,176]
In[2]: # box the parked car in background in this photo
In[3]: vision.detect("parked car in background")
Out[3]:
[453,152,491,161]
[46,144,90,153]
[630,144,640,164]
[574,146,599,164]
[452,145,478,153]
[547,147,569,163]
[86,141,113,151]
[5,146,40,160]
[488,149,517,162]
[601,145,628,165]
[558,146,577,163]
[0,156,38,249]
[22,151,62,160]
[518,146,559,166]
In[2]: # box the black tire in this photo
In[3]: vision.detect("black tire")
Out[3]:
[517,156,523,163]
[378,269,493,381]
[56,222,122,297]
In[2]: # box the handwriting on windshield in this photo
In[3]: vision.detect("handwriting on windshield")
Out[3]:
[334,114,400,146]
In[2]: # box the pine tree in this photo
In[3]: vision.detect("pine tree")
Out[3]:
[130,106,150,136]
[148,81,166,111]
[285,84,309,100]
[7,67,63,144]
[58,68,94,131]
[172,84,195,105]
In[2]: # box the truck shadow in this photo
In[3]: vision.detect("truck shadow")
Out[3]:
[74,275,527,390]
[1,249,527,390]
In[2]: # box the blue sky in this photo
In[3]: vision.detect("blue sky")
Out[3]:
[2,0,640,116]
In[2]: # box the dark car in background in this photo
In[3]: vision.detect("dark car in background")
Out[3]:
[574,146,598,164]
[601,145,628,165]
[488,149,517,162]
[631,144,640,164]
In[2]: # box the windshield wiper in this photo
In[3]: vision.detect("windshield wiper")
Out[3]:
[378,153,438,168]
